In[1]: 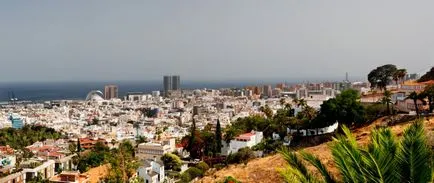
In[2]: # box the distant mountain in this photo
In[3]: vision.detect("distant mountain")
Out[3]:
[419,67,434,82]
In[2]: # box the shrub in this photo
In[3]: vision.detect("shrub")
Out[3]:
[179,172,191,183]
[185,167,203,178]
[223,176,241,183]
[196,161,210,172]
[213,163,226,170]
[161,153,182,171]
[227,147,255,164]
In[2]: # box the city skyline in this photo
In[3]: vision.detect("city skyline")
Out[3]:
[1,1,434,82]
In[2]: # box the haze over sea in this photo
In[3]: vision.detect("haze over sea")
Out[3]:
[0,80,297,102]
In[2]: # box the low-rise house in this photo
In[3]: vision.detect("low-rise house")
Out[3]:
[21,159,55,181]
[137,160,165,183]
[78,138,107,150]
[395,98,428,113]
[54,154,77,173]
[0,154,16,169]
[0,171,26,183]
[0,145,15,155]
[222,131,263,155]
[400,81,426,95]
[49,171,90,183]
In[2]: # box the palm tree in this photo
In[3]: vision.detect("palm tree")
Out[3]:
[292,98,299,106]
[397,69,407,84]
[280,98,287,106]
[406,91,423,116]
[393,69,407,85]
[133,122,140,139]
[393,72,400,85]
[381,90,393,114]
[279,120,432,183]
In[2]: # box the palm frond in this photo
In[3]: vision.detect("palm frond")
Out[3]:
[279,148,309,175]
[300,151,336,183]
[364,127,399,183]
[278,148,321,183]
[330,125,366,183]
[397,120,432,183]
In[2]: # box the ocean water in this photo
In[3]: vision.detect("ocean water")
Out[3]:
[0,81,263,102]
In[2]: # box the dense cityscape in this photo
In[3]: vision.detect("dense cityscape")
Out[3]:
[2,1,434,183]
[0,65,433,183]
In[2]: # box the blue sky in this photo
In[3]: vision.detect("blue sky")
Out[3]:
[1,1,433,82]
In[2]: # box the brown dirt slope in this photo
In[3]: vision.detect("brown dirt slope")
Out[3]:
[197,116,434,183]
[85,164,110,183]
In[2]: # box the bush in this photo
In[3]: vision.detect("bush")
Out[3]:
[365,103,388,121]
[179,172,191,183]
[213,163,226,170]
[196,162,210,172]
[223,176,241,183]
[227,147,255,164]
[161,153,182,171]
[185,167,204,178]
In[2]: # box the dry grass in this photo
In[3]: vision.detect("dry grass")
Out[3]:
[197,116,434,183]
[85,164,110,183]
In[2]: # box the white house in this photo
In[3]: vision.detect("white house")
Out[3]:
[222,131,263,155]
[137,160,165,183]
[22,160,56,181]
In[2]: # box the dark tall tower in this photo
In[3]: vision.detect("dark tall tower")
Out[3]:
[172,75,180,90]
[163,75,172,96]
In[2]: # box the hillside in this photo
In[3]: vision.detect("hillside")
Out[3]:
[197,116,434,183]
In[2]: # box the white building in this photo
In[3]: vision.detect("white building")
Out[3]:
[222,131,263,155]
[137,160,165,183]
[136,139,175,160]
[22,160,56,181]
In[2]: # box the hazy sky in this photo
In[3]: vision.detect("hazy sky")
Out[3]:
[1,1,433,82]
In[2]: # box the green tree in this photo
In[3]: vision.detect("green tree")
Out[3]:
[393,69,407,85]
[368,64,398,91]
[215,119,223,155]
[133,122,140,139]
[22,148,34,159]
[422,84,434,113]
[381,90,393,115]
[68,143,77,154]
[280,98,287,106]
[316,89,365,127]
[279,120,432,183]
[161,153,182,171]
[77,138,81,153]
[187,119,200,159]
[418,67,434,82]
[260,105,273,119]
[406,91,423,116]
[106,141,139,182]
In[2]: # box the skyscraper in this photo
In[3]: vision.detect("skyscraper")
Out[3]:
[104,85,118,100]
[263,85,272,98]
[172,75,180,90]
[163,75,172,96]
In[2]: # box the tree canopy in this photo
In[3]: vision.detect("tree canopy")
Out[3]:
[368,64,398,90]
[316,89,366,127]
[161,153,182,171]
[0,125,63,150]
